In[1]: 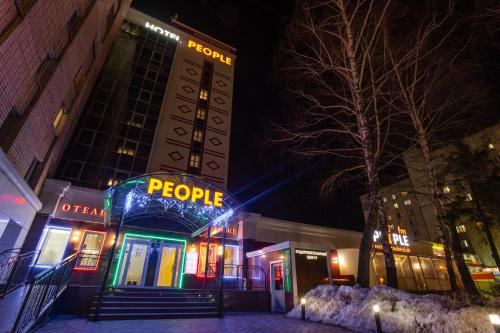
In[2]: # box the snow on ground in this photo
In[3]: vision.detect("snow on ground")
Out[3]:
[287,285,499,332]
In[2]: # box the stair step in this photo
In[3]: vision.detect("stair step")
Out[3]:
[88,312,219,320]
[92,306,218,313]
[94,301,215,305]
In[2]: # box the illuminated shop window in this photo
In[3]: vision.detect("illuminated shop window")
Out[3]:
[199,89,208,100]
[193,130,203,142]
[116,146,135,156]
[107,178,119,186]
[53,106,66,131]
[224,245,239,277]
[37,226,71,267]
[456,225,466,233]
[196,107,206,120]
[189,154,200,168]
[197,243,217,277]
[75,230,106,270]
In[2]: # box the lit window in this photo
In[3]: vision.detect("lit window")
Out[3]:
[488,143,494,150]
[107,178,119,186]
[387,215,392,221]
[465,193,473,201]
[382,197,387,202]
[53,106,66,131]
[224,245,239,277]
[391,194,396,200]
[456,225,466,233]
[75,230,106,270]
[116,146,135,156]
[199,89,208,100]
[461,239,470,248]
[126,120,142,128]
[189,154,200,168]
[476,222,484,231]
[197,243,217,277]
[404,199,411,206]
[401,191,408,196]
[37,226,71,267]
[442,186,451,194]
[196,107,206,120]
[193,130,203,142]
[393,203,399,209]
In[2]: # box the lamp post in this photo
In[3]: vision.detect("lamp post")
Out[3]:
[301,298,306,321]
[373,304,383,333]
[490,314,500,333]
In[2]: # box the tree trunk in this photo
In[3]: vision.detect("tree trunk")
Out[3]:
[357,195,377,287]
[376,193,398,288]
[414,122,461,289]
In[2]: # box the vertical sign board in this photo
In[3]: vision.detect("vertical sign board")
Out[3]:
[294,249,329,298]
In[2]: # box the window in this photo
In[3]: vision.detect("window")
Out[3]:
[189,154,200,168]
[488,143,494,150]
[107,178,119,186]
[404,199,411,206]
[393,203,399,209]
[382,197,387,202]
[456,225,466,233]
[465,193,473,202]
[224,245,239,277]
[442,186,451,194]
[196,107,206,120]
[401,191,408,196]
[199,89,208,100]
[476,222,484,231]
[391,194,396,200]
[53,106,66,131]
[197,243,217,277]
[387,215,392,221]
[460,239,470,249]
[37,226,72,267]
[193,130,203,142]
[75,230,106,270]
[116,146,134,156]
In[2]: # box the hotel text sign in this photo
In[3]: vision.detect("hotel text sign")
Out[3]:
[147,178,224,208]
[145,22,180,41]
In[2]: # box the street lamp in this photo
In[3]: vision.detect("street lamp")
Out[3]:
[301,298,306,321]
[489,314,500,333]
[373,304,382,333]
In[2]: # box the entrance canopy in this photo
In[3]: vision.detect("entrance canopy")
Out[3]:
[104,172,244,234]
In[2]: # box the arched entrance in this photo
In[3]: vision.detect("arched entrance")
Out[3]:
[97,172,245,292]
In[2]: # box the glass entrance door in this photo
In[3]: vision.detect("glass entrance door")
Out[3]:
[270,261,285,312]
[119,240,150,287]
[156,242,182,287]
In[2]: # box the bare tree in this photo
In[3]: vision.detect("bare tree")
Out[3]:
[384,2,482,295]
[274,0,399,287]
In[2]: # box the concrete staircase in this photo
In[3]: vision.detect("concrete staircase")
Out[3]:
[88,288,219,320]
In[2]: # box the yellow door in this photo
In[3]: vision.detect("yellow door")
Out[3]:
[157,246,179,287]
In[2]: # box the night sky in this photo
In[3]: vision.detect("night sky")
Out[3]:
[131,0,366,231]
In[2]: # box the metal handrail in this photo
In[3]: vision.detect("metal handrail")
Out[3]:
[11,253,78,333]
[0,249,40,298]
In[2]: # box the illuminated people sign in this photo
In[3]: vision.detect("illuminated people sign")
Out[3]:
[373,225,410,253]
[105,173,242,232]
[187,40,232,65]
[146,178,223,207]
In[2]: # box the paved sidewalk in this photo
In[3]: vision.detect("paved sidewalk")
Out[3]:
[35,313,353,333]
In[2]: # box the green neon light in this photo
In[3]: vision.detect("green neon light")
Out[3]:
[112,232,187,288]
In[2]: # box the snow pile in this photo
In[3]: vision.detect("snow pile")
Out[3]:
[287,285,499,332]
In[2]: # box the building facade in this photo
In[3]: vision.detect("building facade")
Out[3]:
[56,8,235,190]
[0,0,131,252]
[360,124,500,290]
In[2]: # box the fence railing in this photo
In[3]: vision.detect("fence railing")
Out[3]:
[11,253,78,333]
[203,264,268,291]
[0,248,40,298]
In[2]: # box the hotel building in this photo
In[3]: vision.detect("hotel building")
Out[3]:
[0,0,131,253]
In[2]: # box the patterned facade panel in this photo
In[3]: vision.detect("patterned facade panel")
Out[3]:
[206,111,229,132]
[165,117,194,145]
[203,131,227,155]
[212,73,231,95]
[200,153,226,186]
[161,145,190,171]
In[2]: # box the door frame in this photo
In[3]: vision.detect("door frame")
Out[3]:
[154,241,183,288]
[118,239,151,288]
[269,260,285,312]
